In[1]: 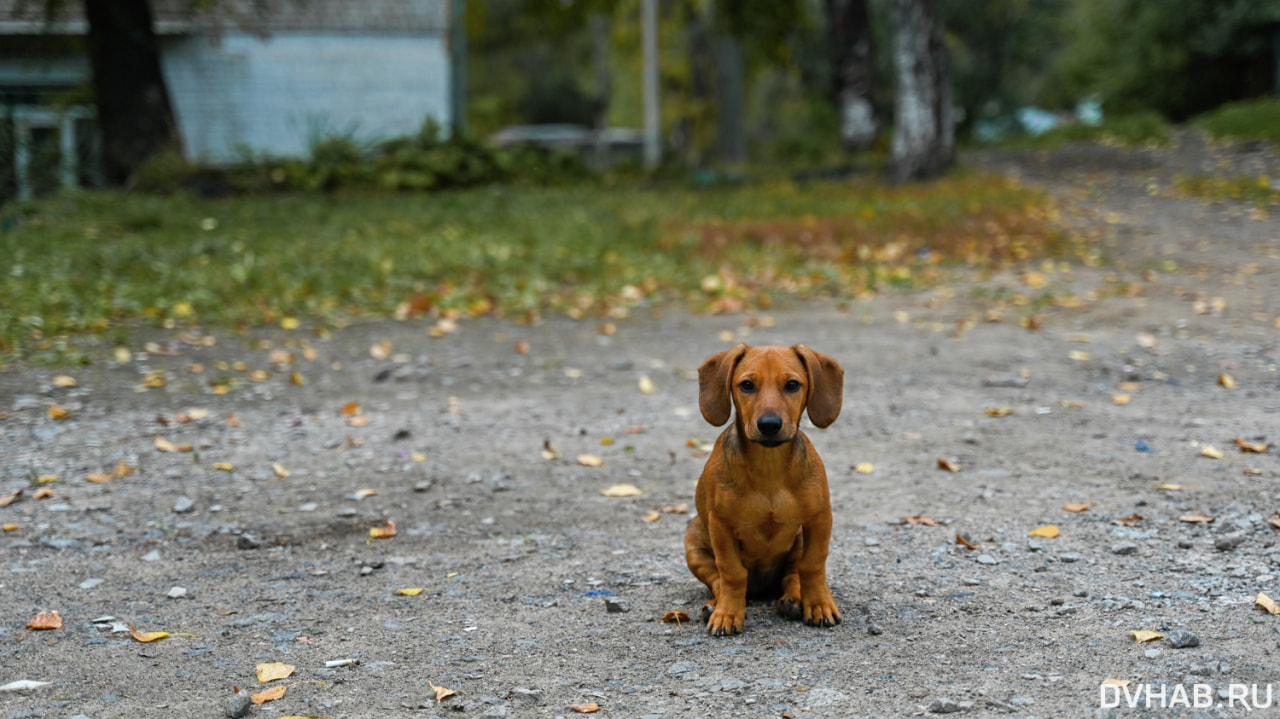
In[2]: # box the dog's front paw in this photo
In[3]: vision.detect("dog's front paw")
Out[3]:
[705,607,744,637]
[776,593,802,620]
[802,596,841,628]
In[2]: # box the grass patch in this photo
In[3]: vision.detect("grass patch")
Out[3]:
[1175,173,1280,206]
[0,173,1085,362]
[993,112,1172,150]
[1194,98,1280,145]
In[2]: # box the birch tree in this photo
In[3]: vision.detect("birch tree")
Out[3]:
[889,0,953,182]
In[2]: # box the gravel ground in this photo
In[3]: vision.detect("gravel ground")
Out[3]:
[3,137,1280,718]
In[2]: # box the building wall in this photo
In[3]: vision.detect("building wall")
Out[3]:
[162,32,450,162]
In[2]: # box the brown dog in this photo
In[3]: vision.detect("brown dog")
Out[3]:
[684,344,844,636]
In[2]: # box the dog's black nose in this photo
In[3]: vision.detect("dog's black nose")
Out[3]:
[757,414,783,436]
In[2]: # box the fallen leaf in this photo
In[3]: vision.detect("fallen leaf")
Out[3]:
[32,488,54,500]
[598,322,616,336]
[369,340,392,359]
[1179,514,1215,523]
[1154,483,1182,491]
[128,624,170,642]
[1269,514,1280,530]
[52,375,76,388]
[1258,592,1280,615]
[290,371,305,386]
[251,685,287,705]
[660,503,689,514]
[571,703,601,714]
[353,488,378,498]
[577,454,603,467]
[396,588,424,596]
[248,369,269,382]
[256,662,296,683]
[601,483,644,497]
[662,609,689,626]
[113,460,134,478]
[638,376,656,394]
[1117,381,1142,392]
[1068,350,1092,361]
[280,316,299,330]
[340,402,361,416]
[1218,373,1236,389]
[272,463,290,478]
[541,441,561,460]
[429,683,457,704]
[1200,445,1224,459]
[37,474,57,484]
[641,511,660,522]
[268,349,293,365]
[904,515,939,526]
[984,407,1014,417]
[346,415,371,428]
[143,369,166,388]
[1111,514,1144,527]
[937,458,960,472]
[955,534,978,550]
[227,414,241,427]
[369,519,397,539]
[854,462,874,474]
[1059,399,1085,408]
[1029,525,1060,538]
[0,488,23,506]
[47,405,70,420]
[154,435,192,452]
[514,340,530,354]
[27,611,63,631]
[1129,630,1163,643]
[1062,503,1091,512]
[1111,393,1131,405]
[214,462,234,471]
[85,473,112,483]
[1235,438,1268,453]
[1102,678,1132,688]
[1,524,17,532]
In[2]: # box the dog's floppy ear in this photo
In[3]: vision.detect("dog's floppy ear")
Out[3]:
[699,344,748,426]
[794,345,843,428]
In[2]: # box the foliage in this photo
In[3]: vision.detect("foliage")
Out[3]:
[994,112,1172,149]
[1175,174,1280,206]
[0,173,1084,362]
[1055,0,1280,121]
[1193,98,1280,145]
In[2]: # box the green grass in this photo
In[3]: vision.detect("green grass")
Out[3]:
[0,174,1085,362]
[1175,173,1280,206]
[993,111,1172,150]
[1194,98,1280,145]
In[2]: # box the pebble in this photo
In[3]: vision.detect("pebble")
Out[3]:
[224,690,252,718]
[976,554,998,565]
[1166,630,1200,648]
[928,697,962,713]
[140,550,161,562]
[79,577,105,590]
[1214,535,1244,552]
[508,687,542,705]
[1060,553,1080,563]
[1111,542,1138,556]
[604,598,630,613]
[236,534,260,550]
[667,661,696,676]
[172,497,195,514]
[167,586,188,599]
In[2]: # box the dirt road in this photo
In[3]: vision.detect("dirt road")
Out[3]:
[3,137,1280,718]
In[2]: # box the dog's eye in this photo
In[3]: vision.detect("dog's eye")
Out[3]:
[738,380,756,393]
[784,379,802,393]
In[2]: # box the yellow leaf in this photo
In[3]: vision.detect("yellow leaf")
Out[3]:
[1129,630,1163,643]
[598,322,617,336]
[248,369,269,382]
[48,405,71,420]
[600,483,644,497]
[1154,483,1182,491]
[1,524,17,532]
[937,458,961,472]
[577,454,603,467]
[353,488,378,498]
[256,662,296,683]
[114,460,134,478]
[27,610,63,630]
[1068,350,1092,361]
[340,401,361,416]
[290,371,305,386]
[251,685,288,705]
[1256,592,1280,616]
[1062,503,1091,512]
[280,317,299,330]
[641,511,660,522]
[32,488,54,500]
[1179,514,1215,523]
[411,452,427,462]
[1200,445,1224,459]
[114,346,133,363]
[1102,678,1132,688]
[154,435,187,452]
[346,415,371,427]
[717,329,735,342]
[1111,393,1131,405]
[571,703,601,714]
[272,463,290,478]
[429,683,457,704]
[396,588,424,596]
[1235,438,1268,453]
[370,340,392,359]
[1029,525,1059,538]
[128,624,169,642]
[214,462,234,471]
[1218,373,1236,389]
[854,462,874,474]
[37,474,58,484]
[85,472,113,483]
[52,375,76,388]
[638,376,656,394]
[143,370,166,388]
[984,407,1014,417]
[661,503,689,514]
[541,440,561,460]
[369,519,397,539]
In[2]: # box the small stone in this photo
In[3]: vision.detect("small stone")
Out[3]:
[604,598,630,613]
[667,661,696,676]
[1073,589,1088,598]
[1144,648,1161,658]
[976,554,998,565]
[508,688,542,705]
[167,586,187,599]
[480,706,507,718]
[1166,630,1200,648]
[172,497,195,514]
[360,566,375,576]
[1060,553,1079,563]
[236,534,260,550]
[298,503,318,512]
[224,690,252,718]
[79,577,105,589]
[867,622,883,636]
[140,550,161,562]
[929,697,962,713]
[1177,540,1194,549]
[1214,535,1244,552]
[1111,542,1138,556]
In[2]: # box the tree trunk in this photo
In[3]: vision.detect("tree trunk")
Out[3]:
[713,32,746,166]
[82,0,179,185]
[889,0,952,182]
[590,13,611,168]
[826,0,879,152]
